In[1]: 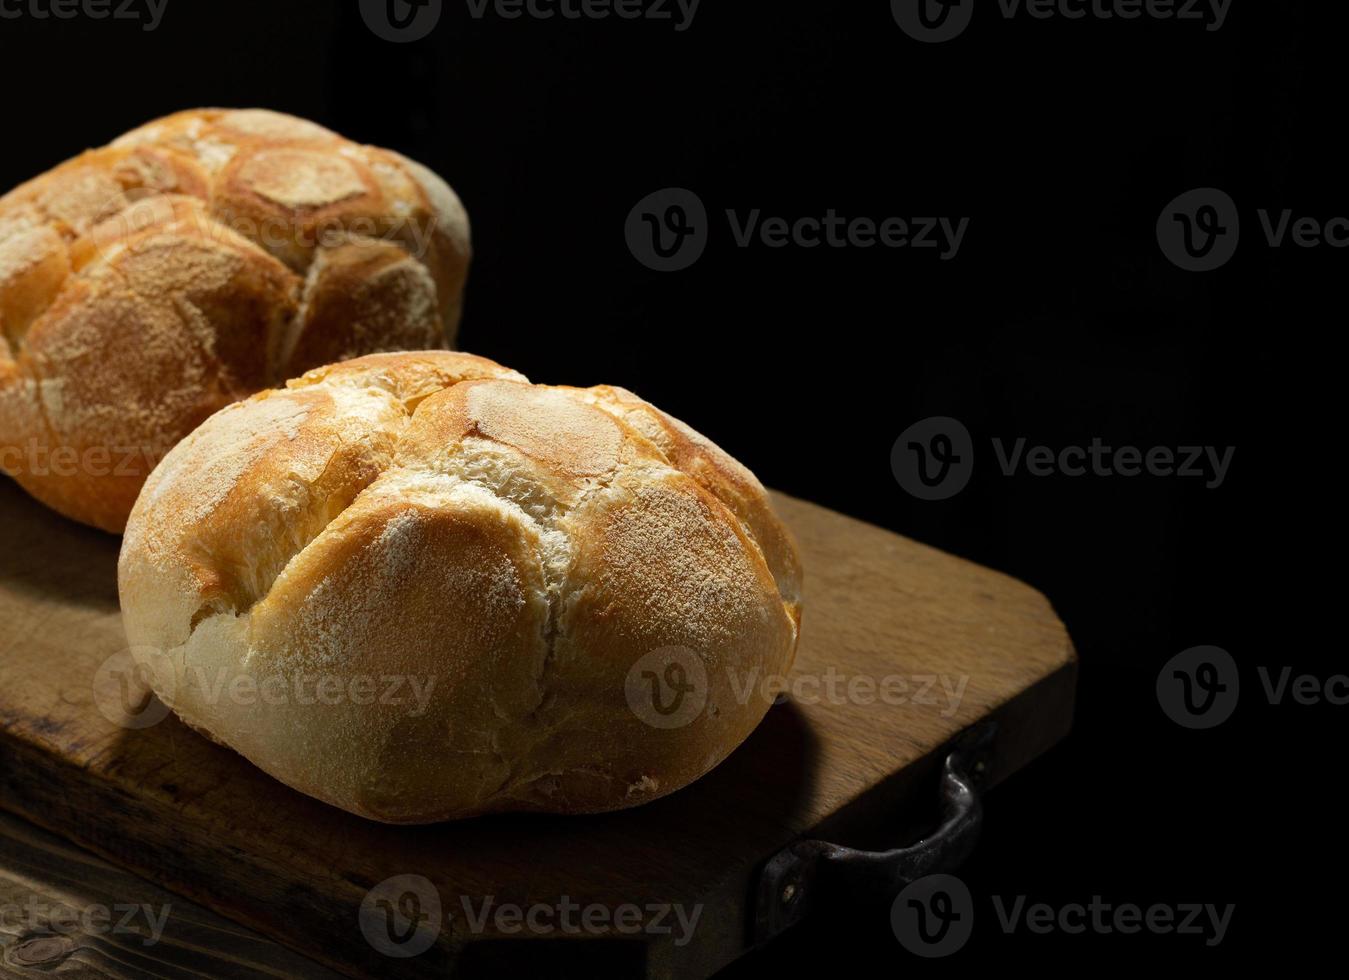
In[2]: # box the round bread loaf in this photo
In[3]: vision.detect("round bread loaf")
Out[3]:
[118,351,803,823]
[0,109,471,532]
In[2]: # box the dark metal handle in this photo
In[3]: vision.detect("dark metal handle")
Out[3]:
[752,722,995,945]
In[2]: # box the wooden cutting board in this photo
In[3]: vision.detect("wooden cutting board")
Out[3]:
[0,810,342,977]
[0,476,1075,978]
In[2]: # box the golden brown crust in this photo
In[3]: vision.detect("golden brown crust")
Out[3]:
[118,352,802,823]
[0,109,472,532]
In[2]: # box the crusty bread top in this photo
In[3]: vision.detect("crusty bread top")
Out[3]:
[0,109,471,531]
[124,350,801,648]
[119,351,802,820]
[0,109,469,348]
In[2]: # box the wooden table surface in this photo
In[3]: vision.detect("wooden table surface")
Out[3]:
[0,477,1076,978]
[0,810,338,978]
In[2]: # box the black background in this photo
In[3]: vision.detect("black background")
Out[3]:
[0,0,1332,973]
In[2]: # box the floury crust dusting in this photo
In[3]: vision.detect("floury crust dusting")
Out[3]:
[118,351,802,823]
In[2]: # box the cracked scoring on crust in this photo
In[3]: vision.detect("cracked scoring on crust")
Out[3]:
[118,351,802,823]
[0,108,472,532]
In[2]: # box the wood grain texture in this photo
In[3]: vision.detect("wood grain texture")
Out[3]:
[0,810,339,978]
[0,476,1075,978]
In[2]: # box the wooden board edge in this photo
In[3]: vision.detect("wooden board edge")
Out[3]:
[0,653,1076,980]
[652,653,1079,979]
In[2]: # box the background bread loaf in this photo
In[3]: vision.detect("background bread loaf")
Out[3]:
[0,109,471,532]
[118,351,802,823]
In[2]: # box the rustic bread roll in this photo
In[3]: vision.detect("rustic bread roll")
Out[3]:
[0,109,471,532]
[118,351,802,823]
